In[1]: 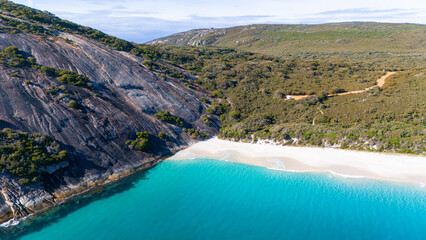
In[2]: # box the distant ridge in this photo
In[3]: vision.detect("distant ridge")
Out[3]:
[149,22,426,66]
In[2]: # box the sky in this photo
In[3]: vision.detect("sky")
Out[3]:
[12,0,426,43]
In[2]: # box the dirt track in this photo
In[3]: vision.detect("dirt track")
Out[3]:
[288,72,397,100]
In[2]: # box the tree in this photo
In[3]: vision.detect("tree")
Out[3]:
[126,131,150,152]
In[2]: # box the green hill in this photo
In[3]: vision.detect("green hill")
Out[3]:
[1,0,424,155]
[0,0,424,158]
[147,45,425,154]
[148,23,426,154]
[150,23,426,69]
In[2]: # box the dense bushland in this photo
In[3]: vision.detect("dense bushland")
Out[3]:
[0,128,69,185]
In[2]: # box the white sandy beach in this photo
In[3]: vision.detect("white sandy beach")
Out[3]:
[169,138,426,185]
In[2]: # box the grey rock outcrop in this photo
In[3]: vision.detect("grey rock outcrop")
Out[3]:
[0,30,218,221]
[148,28,226,46]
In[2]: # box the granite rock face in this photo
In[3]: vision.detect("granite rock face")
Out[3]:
[148,28,225,46]
[0,31,218,221]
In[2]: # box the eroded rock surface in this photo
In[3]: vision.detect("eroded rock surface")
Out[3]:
[0,31,218,221]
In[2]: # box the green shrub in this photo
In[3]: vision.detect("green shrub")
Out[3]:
[126,131,150,152]
[229,110,241,120]
[154,111,184,127]
[0,46,31,68]
[67,100,80,109]
[158,132,168,140]
[57,72,89,87]
[183,128,210,139]
[18,178,31,186]
[207,102,229,115]
[202,115,213,126]
[142,59,156,70]
[211,90,224,98]
[318,91,329,101]
[46,85,60,95]
[0,128,69,185]
[3,46,20,58]
[331,88,346,94]
[1,46,91,88]
[274,90,286,98]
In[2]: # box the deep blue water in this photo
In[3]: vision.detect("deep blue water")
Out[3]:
[3,159,426,240]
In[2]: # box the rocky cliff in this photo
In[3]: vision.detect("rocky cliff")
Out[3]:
[0,12,218,222]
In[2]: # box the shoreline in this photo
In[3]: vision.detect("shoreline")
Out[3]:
[2,138,424,228]
[0,152,173,228]
[168,138,426,186]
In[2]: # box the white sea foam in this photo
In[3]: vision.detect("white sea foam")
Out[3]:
[1,219,20,228]
[266,167,368,179]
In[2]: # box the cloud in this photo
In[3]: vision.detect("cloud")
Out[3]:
[189,15,274,21]
[318,8,412,15]
[187,15,276,26]
[307,8,425,22]
[27,0,34,7]
[53,8,278,43]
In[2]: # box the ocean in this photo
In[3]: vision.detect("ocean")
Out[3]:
[3,158,426,240]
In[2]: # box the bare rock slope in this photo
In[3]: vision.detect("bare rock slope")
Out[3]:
[0,30,217,222]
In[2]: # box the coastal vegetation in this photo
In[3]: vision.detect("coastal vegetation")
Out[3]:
[0,46,91,88]
[67,100,80,109]
[134,43,424,153]
[41,67,90,88]
[202,115,213,126]
[0,46,32,67]
[0,128,69,185]
[151,23,426,69]
[126,132,150,152]
[158,132,168,140]
[183,128,211,139]
[154,111,184,127]
[217,68,425,153]
[0,0,424,155]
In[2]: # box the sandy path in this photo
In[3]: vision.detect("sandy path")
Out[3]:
[169,138,426,185]
[287,71,397,100]
[376,71,397,87]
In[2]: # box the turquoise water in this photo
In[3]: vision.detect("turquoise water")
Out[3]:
[3,159,426,240]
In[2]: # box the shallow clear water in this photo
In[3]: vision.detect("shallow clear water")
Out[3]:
[3,159,426,240]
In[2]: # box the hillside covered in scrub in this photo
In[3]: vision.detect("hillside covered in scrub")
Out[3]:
[149,23,425,153]
[0,0,424,225]
[150,23,425,69]
[143,45,425,154]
